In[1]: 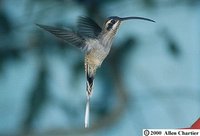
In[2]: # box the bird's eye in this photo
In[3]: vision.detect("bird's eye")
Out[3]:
[106,23,113,31]
[111,19,116,24]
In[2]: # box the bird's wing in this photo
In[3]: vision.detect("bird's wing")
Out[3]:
[36,24,88,51]
[77,16,102,38]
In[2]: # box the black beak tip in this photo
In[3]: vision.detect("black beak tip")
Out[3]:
[150,19,156,23]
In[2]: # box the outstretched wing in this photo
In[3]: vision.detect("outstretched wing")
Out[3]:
[36,24,87,51]
[77,16,102,38]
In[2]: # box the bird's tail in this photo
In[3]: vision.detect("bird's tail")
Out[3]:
[84,63,96,128]
[85,73,94,128]
[85,94,90,128]
[86,73,94,96]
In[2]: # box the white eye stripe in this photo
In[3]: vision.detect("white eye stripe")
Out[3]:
[107,19,116,24]
[106,20,111,25]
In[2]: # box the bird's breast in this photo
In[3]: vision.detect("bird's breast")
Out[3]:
[85,48,108,68]
[85,39,109,67]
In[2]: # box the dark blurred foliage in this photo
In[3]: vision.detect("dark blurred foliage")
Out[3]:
[23,65,49,133]
[143,0,156,8]
[159,28,181,58]
[142,0,200,8]
[0,0,199,135]
[0,11,12,34]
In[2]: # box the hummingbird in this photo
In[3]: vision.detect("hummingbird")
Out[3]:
[36,16,155,128]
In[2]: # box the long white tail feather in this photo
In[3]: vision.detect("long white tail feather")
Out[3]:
[84,95,90,128]
[84,62,96,128]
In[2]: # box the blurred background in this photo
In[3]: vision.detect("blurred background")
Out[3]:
[0,0,200,136]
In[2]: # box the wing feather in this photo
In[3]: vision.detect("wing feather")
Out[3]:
[77,16,102,38]
[36,24,87,51]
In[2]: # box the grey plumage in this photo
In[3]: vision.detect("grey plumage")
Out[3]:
[78,16,102,38]
[37,16,155,128]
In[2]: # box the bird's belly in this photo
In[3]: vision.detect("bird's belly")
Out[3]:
[85,49,108,67]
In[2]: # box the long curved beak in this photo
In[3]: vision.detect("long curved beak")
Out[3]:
[120,16,155,23]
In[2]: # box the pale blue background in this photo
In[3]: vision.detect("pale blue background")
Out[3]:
[0,0,199,136]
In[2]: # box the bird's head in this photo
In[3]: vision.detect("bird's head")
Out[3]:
[103,16,155,34]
